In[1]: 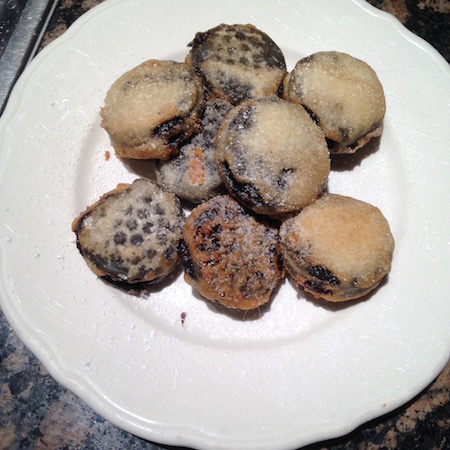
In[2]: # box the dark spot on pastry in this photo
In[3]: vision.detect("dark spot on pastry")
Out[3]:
[219,161,264,209]
[114,232,127,245]
[240,272,270,299]
[130,234,144,246]
[277,167,294,187]
[143,196,153,204]
[146,248,157,259]
[131,255,143,265]
[202,128,216,144]
[125,205,134,216]
[188,30,211,49]
[166,223,177,234]
[299,55,314,66]
[126,218,138,231]
[137,208,150,219]
[87,251,128,280]
[195,207,220,227]
[111,253,124,265]
[339,127,350,142]
[277,80,284,98]
[157,216,168,228]
[154,203,165,215]
[210,236,221,251]
[253,55,263,66]
[178,239,197,280]
[261,39,286,70]
[142,222,154,234]
[277,254,284,272]
[293,244,311,264]
[286,73,303,99]
[268,244,278,256]
[164,244,176,261]
[235,30,246,41]
[220,76,253,104]
[197,240,210,253]
[156,229,167,243]
[137,265,150,280]
[304,280,332,295]
[307,265,340,285]
[229,105,255,131]
[211,223,222,235]
[241,32,259,50]
[198,221,226,253]
[239,56,250,65]
[153,116,184,137]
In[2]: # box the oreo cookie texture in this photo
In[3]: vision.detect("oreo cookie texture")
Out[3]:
[186,23,286,105]
[72,179,185,285]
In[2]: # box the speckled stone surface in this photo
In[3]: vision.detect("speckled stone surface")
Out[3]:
[1,1,449,449]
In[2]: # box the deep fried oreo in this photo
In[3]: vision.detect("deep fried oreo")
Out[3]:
[215,98,330,216]
[180,195,284,310]
[101,60,204,160]
[155,99,232,203]
[186,23,286,105]
[280,194,394,301]
[72,179,185,284]
[283,51,386,153]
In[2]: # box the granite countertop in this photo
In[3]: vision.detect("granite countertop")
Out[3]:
[1,1,449,449]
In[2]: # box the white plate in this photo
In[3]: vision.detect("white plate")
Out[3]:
[1,0,449,449]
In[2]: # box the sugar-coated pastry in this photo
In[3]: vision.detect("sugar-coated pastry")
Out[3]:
[155,99,233,203]
[186,23,286,105]
[283,51,385,153]
[72,179,185,284]
[101,59,204,160]
[215,97,330,216]
[179,195,284,310]
[279,194,394,301]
